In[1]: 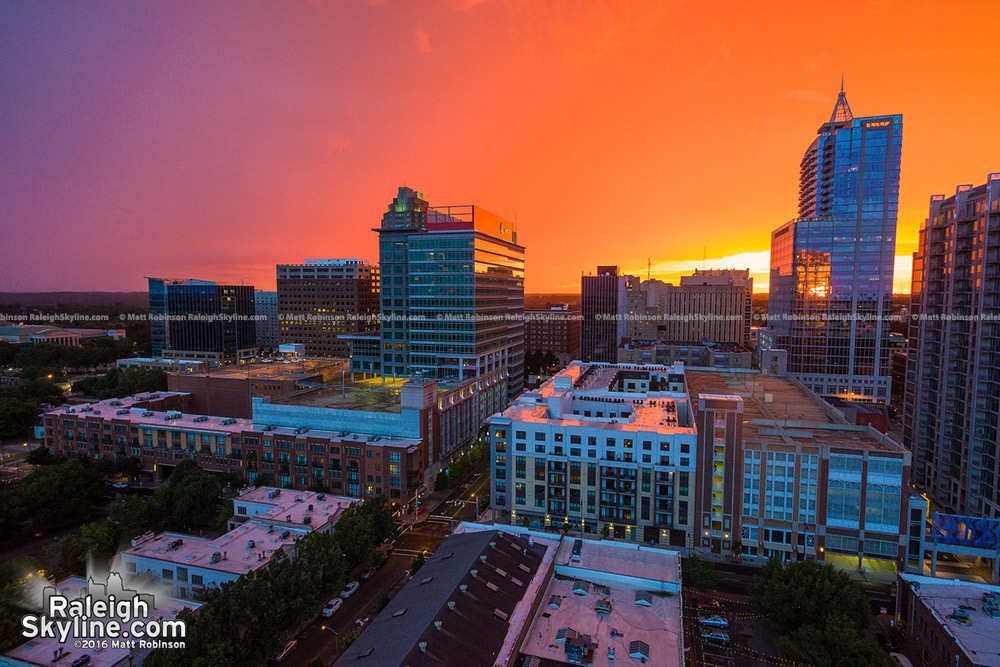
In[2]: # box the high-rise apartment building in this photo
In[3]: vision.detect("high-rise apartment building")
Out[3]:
[148,278,257,362]
[581,266,632,362]
[904,174,1000,517]
[626,269,753,344]
[376,187,525,399]
[276,259,379,358]
[762,88,901,402]
[254,290,279,349]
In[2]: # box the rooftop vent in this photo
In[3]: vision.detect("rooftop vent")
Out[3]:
[418,642,427,653]
[572,581,591,596]
[555,627,578,643]
[548,595,563,609]
[459,584,467,594]
[470,569,478,579]
[634,591,653,607]
[629,640,650,662]
[434,621,442,631]
[447,601,456,611]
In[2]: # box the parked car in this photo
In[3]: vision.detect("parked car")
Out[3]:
[699,616,729,628]
[340,580,360,598]
[322,598,342,617]
[697,599,727,613]
[877,633,898,652]
[272,640,297,662]
[32,530,45,539]
[701,631,730,645]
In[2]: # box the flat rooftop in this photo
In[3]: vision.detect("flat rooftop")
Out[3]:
[521,543,682,667]
[273,376,410,413]
[179,358,346,380]
[497,362,694,435]
[3,576,199,667]
[233,487,357,527]
[687,369,905,453]
[900,573,1000,667]
[124,521,302,576]
[46,397,421,449]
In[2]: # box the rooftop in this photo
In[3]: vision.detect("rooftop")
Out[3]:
[496,362,694,434]
[686,369,905,453]
[178,358,346,380]
[124,521,303,575]
[45,396,421,449]
[900,573,1000,667]
[232,487,357,528]
[273,375,409,413]
[2,576,200,667]
[335,530,549,667]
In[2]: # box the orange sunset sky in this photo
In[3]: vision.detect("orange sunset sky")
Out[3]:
[2,0,999,294]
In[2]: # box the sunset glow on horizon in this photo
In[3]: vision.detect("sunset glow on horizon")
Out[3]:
[2,1,998,295]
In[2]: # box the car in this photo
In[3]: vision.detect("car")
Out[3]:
[701,631,730,645]
[272,640,297,662]
[322,598,342,617]
[32,530,45,539]
[112,482,128,490]
[698,599,727,613]
[340,580,360,598]
[608,646,615,660]
[699,616,729,628]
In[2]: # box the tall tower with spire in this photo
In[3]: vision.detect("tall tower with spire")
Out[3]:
[763,85,902,403]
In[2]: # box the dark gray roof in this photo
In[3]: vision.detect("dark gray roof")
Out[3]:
[335,530,546,667]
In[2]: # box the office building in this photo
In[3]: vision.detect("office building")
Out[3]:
[337,524,683,667]
[904,175,1000,517]
[896,573,1000,667]
[121,487,357,599]
[762,88,902,402]
[581,266,633,363]
[116,357,207,373]
[627,269,753,345]
[617,340,753,369]
[276,259,379,358]
[147,278,257,362]
[376,187,525,399]
[524,303,581,367]
[254,290,279,349]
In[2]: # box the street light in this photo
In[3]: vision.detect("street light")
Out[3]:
[321,625,339,653]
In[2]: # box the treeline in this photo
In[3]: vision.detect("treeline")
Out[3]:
[72,367,167,399]
[0,457,105,538]
[1,300,151,354]
[0,338,140,380]
[0,379,64,439]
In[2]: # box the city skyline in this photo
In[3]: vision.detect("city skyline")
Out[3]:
[3,1,999,295]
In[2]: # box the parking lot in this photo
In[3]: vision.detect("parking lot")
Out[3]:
[685,590,802,667]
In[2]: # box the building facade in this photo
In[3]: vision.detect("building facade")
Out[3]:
[148,278,257,362]
[581,266,632,363]
[490,362,697,547]
[627,269,753,345]
[376,187,525,400]
[254,290,279,349]
[524,304,581,367]
[763,89,901,402]
[276,259,379,358]
[617,340,753,369]
[904,175,1000,517]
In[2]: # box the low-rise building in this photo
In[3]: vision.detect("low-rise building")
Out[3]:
[0,324,125,347]
[116,357,207,373]
[121,487,357,599]
[896,573,1000,667]
[525,304,581,368]
[336,524,684,667]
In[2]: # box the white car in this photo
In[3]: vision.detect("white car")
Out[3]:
[322,598,342,617]
[699,616,729,629]
[340,581,360,598]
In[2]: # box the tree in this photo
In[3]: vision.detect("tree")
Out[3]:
[333,497,395,569]
[26,446,59,466]
[72,368,167,399]
[434,469,450,491]
[410,551,426,575]
[682,555,716,590]
[108,495,153,547]
[170,468,222,531]
[19,458,104,529]
[0,556,34,653]
[750,558,887,667]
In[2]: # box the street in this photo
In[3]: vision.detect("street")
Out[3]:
[281,461,489,666]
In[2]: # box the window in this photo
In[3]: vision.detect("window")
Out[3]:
[191,574,203,586]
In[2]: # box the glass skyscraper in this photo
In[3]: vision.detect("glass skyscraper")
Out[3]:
[763,89,901,402]
[377,187,525,399]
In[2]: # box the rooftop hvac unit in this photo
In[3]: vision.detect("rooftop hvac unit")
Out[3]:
[247,540,256,549]
[210,552,222,564]
[194,416,208,423]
